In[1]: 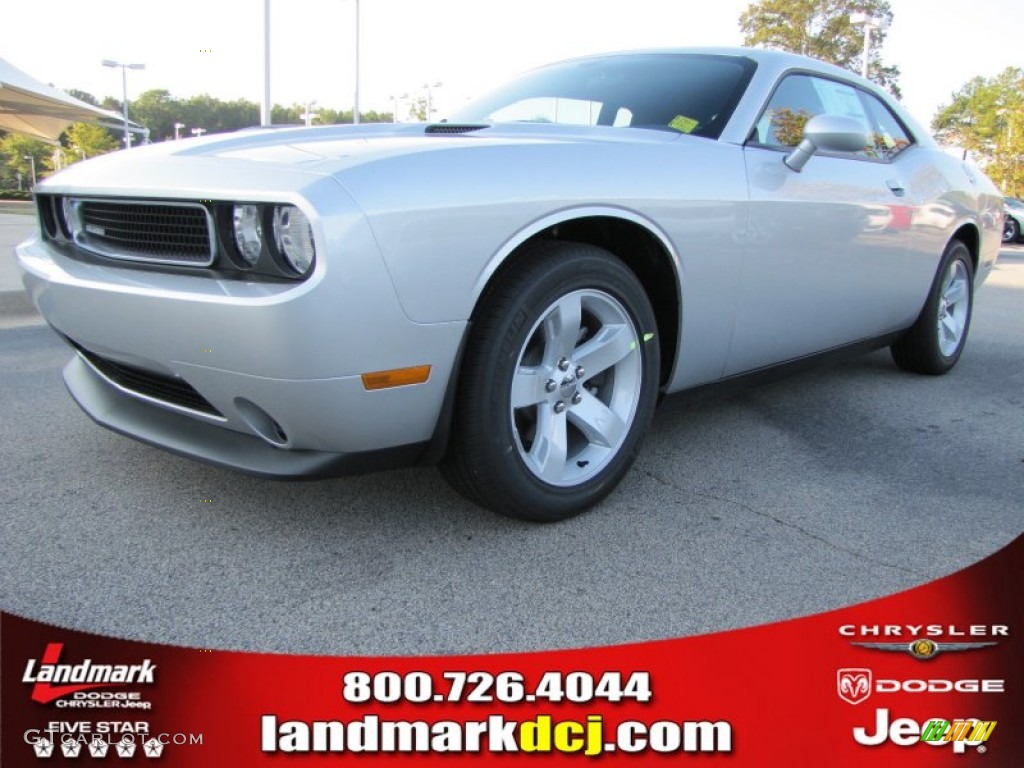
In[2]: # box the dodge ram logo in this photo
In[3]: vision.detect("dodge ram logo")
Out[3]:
[838,668,872,705]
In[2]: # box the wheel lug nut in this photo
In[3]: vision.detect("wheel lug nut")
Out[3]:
[571,392,582,405]
[553,401,566,414]
[575,366,585,379]
[557,357,570,372]
[545,379,557,393]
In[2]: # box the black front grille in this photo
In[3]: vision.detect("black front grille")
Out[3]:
[72,343,221,417]
[76,200,214,265]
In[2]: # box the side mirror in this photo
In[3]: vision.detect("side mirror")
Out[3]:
[784,115,868,172]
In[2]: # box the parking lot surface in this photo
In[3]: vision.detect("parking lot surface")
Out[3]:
[1,237,1021,655]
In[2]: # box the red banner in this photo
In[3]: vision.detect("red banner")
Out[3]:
[3,535,1021,765]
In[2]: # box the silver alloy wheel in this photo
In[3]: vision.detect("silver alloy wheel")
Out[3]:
[510,288,642,487]
[936,259,970,357]
[1004,217,1020,243]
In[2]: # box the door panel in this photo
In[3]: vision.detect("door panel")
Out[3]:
[725,147,913,375]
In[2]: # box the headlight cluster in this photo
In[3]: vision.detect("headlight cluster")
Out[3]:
[36,194,317,282]
[232,205,263,267]
[230,203,316,277]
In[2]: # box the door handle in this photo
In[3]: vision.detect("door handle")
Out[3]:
[886,179,905,197]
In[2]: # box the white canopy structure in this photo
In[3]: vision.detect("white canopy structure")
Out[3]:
[0,57,143,144]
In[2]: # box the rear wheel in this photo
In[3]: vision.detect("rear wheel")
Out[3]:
[1004,216,1020,244]
[441,242,660,521]
[890,239,973,375]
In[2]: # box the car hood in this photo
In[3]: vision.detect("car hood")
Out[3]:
[42,122,683,186]
[206,122,680,161]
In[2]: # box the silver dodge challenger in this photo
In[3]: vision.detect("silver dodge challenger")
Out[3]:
[17,48,1003,521]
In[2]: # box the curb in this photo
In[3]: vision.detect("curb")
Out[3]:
[0,201,34,216]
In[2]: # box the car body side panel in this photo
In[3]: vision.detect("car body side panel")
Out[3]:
[729,147,913,374]
[332,135,751,391]
[728,144,1000,376]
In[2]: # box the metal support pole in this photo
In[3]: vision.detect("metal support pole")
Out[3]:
[353,0,361,124]
[861,25,872,79]
[262,0,272,126]
[121,66,131,148]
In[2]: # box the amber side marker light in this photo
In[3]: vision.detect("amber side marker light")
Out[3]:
[361,365,431,391]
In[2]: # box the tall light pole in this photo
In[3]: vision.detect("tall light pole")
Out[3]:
[353,0,361,124]
[423,82,442,123]
[174,122,185,140]
[102,59,145,148]
[23,155,36,187]
[262,0,272,126]
[301,100,319,127]
[390,93,407,123]
[849,12,882,80]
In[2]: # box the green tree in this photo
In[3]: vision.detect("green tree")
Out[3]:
[63,122,120,163]
[739,0,900,96]
[933,67,1024,196]
[270,104,391,126]
[131,89,183,141]
[407,95,429,122]
[66,89,100,107]
[0,132,54,189]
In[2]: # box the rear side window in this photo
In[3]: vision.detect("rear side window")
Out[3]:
[751,73,913,161]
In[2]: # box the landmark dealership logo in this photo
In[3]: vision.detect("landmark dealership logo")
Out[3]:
[22,643,157,704]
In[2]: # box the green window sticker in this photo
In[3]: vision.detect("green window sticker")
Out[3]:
[669,115,699,134]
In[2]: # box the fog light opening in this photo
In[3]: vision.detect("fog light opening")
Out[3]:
[233,397,290,448]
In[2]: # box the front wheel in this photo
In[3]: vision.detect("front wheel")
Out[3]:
[441,242,660,521]
[890,239,974,375]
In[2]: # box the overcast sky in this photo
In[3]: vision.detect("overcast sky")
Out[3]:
[2,0,1019,129]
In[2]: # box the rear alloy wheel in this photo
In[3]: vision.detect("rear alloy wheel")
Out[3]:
[1004,216,1020,244]
[891,239,973,375]
[441,242,660,521]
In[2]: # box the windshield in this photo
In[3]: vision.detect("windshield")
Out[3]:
[451,54,756,140]
[1005,197,1024,209]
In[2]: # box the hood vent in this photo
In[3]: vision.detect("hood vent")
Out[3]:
[424,124,489,135]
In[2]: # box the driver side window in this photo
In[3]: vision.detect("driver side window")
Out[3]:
[753,74,825,147]
[753,74,905,161]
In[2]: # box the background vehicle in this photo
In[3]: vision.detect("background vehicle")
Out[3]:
[1003,196,1023,243]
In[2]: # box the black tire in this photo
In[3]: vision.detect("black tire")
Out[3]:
[1004,216,1021,244]
[441,242,660,521]
[890,239,974,375]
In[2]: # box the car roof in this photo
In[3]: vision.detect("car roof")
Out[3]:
[559,47,931,148]
[572,47,863,83]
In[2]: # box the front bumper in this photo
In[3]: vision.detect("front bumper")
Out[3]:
[16,195,466,475]
[63,355,429,477]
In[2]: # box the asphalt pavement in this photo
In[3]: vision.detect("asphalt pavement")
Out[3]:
[0,209,39,326]
[1,213,1022,656]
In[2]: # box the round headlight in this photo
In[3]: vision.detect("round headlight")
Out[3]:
[61,197,79,239]
[232,204,263,267]
[272,205,315,275]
